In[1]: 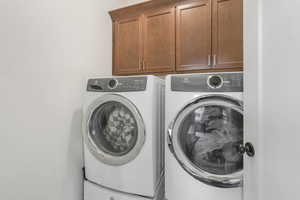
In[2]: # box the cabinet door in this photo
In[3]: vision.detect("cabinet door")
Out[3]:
[176,0,212,71]
[212,0,243,68]
[114,17,142,75]
[143,8,175,73]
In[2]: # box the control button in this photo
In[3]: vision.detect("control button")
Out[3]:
[90,84,103,90]
[207,75,223,89]
[108,79,118,89]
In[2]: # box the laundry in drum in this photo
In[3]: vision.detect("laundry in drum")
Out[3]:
[183,105,243,174]
[103,106,136,152]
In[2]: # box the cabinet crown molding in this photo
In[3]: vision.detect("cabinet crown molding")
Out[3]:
[109,0,187,21]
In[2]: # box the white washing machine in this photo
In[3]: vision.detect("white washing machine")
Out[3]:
[83,76,165,199]
[165,72,243,200]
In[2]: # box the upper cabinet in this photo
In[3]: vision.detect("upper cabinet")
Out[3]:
[114,17,143,75]
[212,0,243,68]
[143,7,175,73]
[176,0,212,71]
[110,0,243,75]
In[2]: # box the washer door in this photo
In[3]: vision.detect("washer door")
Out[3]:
[85,94,145,166]
[168,95,243,188]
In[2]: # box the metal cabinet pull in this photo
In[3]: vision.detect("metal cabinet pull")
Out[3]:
[213,55,217,66]
[139,59,143,71]
[208,55,211,66]
[142,59,146,71]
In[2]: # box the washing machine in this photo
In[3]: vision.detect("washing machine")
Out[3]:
[165,72,243,200]
[83,76,165,199]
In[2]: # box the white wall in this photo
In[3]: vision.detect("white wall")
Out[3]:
[244,0,300,199]
[0,0,137,200]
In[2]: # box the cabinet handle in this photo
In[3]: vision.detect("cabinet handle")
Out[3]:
[139,59,143,71]
[213,55,217,66]
[208,55,211,66]
[142,59,146,70]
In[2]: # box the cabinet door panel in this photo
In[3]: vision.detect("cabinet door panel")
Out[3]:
[176,0,212,71]
[143,8,175,73]
[212,0,243,68]
[114,17,142,74]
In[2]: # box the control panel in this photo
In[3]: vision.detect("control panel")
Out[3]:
[171,73,243,92]
[87,77,147,92]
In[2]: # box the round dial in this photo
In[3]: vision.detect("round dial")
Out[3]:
[208,75,223,89]
[108,79,118,89]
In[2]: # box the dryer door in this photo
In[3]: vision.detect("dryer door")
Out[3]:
[85,94,145,166]
[168,95,243,187]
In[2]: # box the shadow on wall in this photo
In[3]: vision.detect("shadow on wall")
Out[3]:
[63,109,84,200]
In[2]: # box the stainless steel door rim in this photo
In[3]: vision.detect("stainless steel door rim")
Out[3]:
[84,94,145,166]
[168,95,243,188]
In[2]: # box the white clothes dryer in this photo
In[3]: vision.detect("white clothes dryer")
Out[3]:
[165,72,243,200]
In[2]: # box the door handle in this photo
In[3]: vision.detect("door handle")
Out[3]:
[238,142,255,157]
[167,122,175,154]
[208,55,211,66]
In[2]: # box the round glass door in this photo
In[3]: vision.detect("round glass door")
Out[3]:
[85,94,145,166]
[168,95,243,187]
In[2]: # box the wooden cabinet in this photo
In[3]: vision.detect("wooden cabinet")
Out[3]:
[212,0,243,68]
[143,8,175,73]
[110,0,243,75]
[176,0,243,72]
[113,17,142,75]
[176,0,212,71]
[113,8,175,74]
